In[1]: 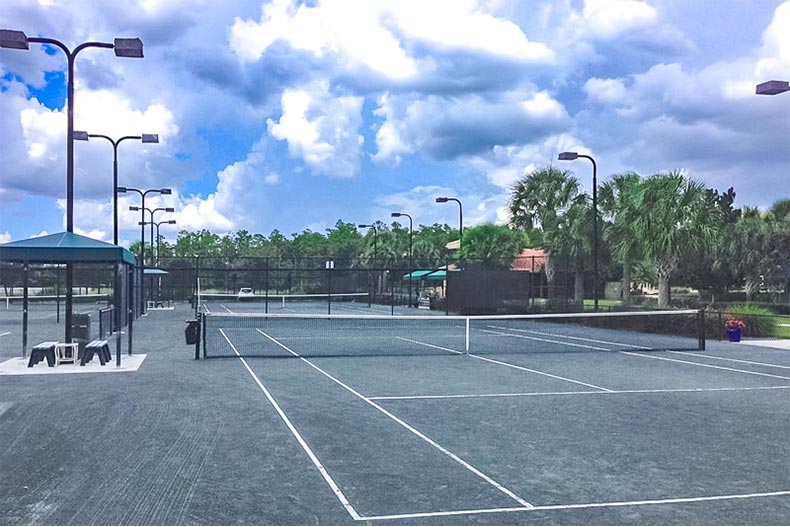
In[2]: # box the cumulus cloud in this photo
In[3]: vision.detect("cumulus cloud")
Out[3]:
[373,89,570,160]
[267,82,364,177]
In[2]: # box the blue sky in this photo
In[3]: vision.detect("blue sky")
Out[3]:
[0,0,788,247]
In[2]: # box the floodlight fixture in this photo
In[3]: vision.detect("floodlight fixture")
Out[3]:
[756,80,790,96]
[558,152,579,161]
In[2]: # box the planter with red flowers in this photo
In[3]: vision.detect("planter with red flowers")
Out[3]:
[725,319,745,342]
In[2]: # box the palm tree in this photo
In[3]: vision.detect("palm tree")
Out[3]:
[599,172,644,306]
[548,196,591,303]
[509,166,582,296]
[726,208,770,301]
[631,171,721,307]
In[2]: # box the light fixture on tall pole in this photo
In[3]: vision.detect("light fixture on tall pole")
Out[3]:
[357,224,379,259]
[559,151,599,311]
[121,186,171,312]
[154,220,177,265]
[73,131,159,245]
[391,212,413,308]
[0,29,143,343]
[435,197,463,248]
[756,80,790,95]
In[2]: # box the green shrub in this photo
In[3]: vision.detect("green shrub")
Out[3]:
[724,304,778,338]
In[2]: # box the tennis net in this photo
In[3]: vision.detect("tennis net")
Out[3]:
[200,309,705,359]
[199,292,370,312]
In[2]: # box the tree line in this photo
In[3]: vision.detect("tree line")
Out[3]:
[141,166,790,309]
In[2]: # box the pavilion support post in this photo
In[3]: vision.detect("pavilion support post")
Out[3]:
[115,262,123,366]
[22,262,29,358]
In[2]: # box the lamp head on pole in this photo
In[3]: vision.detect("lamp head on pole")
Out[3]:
[160,188,172,195]
[391,212,402,218]
[73,130,90,141]
[435,197,449,203]
[117,186,128,193]
[558,152,579,161]
[358,224,372,228]
[129,206,140,211]
[756,80,790,95]
[113,38,144,58]
[141,133,159,143]
[0,30,29,49]
[164,207,175,212]
[167,220,176,225]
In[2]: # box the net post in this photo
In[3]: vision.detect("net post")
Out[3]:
[698,308,706,351]
[201,311,207,359]
[465,317,470,354]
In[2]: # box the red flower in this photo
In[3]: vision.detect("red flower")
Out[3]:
[725,319,745,329]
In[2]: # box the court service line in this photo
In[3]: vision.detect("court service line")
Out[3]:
[485,325,651,350]
[470,353,615,392]
[397,333,614,392]
[255,328,535,510]
[356,489,790,521]
[218,329,361,521]
[669,351,790,370]
[220,304,234,313]
[368,385,790,401]
[480,328,611,352]
[396,336,463,355]
[620,351,790,380]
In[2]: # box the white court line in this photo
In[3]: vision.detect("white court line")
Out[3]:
[469,353,615,392]
[396,336,463,355]
[398,333,614,392]
[220,304,234,313]
[480,328,611,352]
[202,303,211,314]
[255,328,535,510]
[357,489,790,521]
[670,351,790,370]
[368,385,790,401]
[0,332,10,338]
[485,324,651,350]
[621,351,790,380]
[218,329,361,521]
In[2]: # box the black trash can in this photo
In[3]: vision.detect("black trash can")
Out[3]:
[185,319,200,345]
[72,313,91,354]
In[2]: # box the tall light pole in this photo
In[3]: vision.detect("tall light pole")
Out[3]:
[73,131,159,245]
[154,220,177,265]
[120,187,171,311]
[435,197,463,248]
[391,212,413,307]
[559,151,599,311]
[358,224,379,260]
[756,80,790,96]
[0,29,143,343]
[133,206,175,266]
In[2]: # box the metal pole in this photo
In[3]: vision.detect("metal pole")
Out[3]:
[140,193,146,312]
[112,141,119,245]
[22,262,28,358]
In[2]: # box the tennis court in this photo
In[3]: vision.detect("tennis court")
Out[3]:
[0,304,788,524]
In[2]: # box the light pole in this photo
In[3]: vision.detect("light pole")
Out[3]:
[756,80,790,95]
[120,187,171,311]
[154,220,177,265]
[73,131,159,245]
[0,29,143,343]
[435,197,463,248]
[391,212,413,308]
[559,151,599,311]
[358,224,379,260]
[132,206,175,266]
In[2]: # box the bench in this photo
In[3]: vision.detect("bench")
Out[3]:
[28,341,58,368]
[81,340,111,366]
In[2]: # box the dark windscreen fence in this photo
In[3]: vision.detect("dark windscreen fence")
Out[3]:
[200,309,704,359]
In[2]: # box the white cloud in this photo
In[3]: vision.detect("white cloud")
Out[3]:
[0,231,12,244]
[582,0,657,38]
[230,0,553,83]
[373,89,570,160]
[584,77,628,104]
[267,83,364,177]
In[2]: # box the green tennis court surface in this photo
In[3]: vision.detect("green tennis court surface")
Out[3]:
[0,304,788,525]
